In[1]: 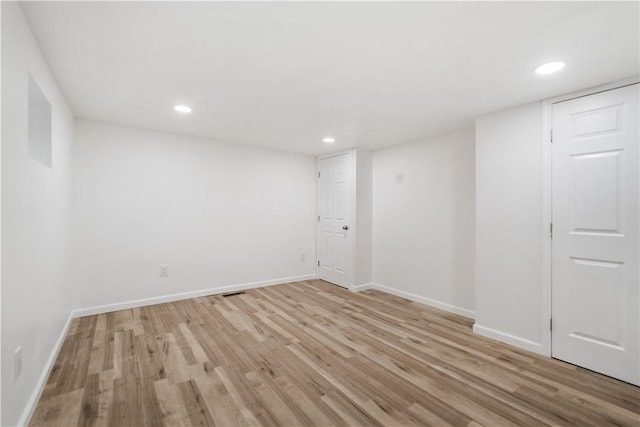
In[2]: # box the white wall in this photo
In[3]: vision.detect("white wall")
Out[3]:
[1,3,4,424]
[1,2,75,425]
[474,102,544,353]
[372,128,475,316]
[72,120,317,311]
[355,149,373,286]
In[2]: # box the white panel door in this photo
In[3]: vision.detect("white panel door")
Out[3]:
[552,84,639,385]
[318,153,352,288]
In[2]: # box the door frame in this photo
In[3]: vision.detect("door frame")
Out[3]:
[541,75,640,357]
[316,149,357,288]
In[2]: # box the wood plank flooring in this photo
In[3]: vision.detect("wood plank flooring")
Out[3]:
[30,280,640,426]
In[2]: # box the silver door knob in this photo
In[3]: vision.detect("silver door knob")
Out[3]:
[342,225,350,231]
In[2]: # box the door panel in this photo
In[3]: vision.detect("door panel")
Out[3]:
[335,182,347,220]
[318,153,353,287]
[321,232,333,269]
[552,84,639,385]
[568,257,624,348]
[572,104,622,138]
[571,150,621,232]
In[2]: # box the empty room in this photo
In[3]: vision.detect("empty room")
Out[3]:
[1,1,639,426]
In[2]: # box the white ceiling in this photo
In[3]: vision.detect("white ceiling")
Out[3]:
[20,1,639,155]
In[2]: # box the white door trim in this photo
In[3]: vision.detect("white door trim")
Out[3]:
[316,149,357,288]
[541,75,640,358]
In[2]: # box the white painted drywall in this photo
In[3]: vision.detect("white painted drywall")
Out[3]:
[71,120,317,310]
[1,2,75,425]
[474,102,544,352]
[355,149,373,286]
[372,128,476,315]
[1,3,3,424]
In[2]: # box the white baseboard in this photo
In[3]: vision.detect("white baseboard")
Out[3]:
[18,312,74,427]
[370,283,475,319]
[473,323,544,355]
[72,274,318,318]
[365,283,543,356]
[350,282,374,292]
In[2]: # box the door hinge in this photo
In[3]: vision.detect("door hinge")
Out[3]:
[317,215,320,222]
[550,129,553,143]
[550,318,553,331]
[550,222,553,239]
[318,171,321,178]
[317,260,320,267]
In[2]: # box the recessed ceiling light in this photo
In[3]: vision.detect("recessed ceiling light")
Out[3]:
[535,61,565,75]
[323,137,335,143]
[173,105,192,113]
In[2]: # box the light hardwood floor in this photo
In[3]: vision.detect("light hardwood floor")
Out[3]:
[30,280,639,426]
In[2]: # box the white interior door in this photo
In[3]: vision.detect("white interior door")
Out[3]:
[318,153,353,288]
[551,84,639,385]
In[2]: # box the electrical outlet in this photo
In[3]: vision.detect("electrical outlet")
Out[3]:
[14,346,22,381]
[300,253,306,262]
[160,265,169,277]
